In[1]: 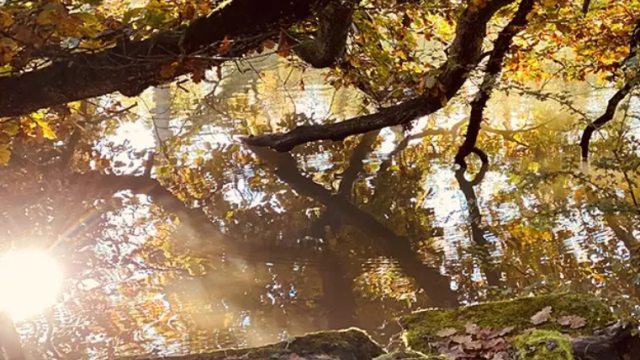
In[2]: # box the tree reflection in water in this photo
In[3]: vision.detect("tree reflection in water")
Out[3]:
[0,55,638,360]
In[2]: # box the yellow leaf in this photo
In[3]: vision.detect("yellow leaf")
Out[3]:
[542,0,557,7]
[37,10,58,26]
[0,37,17,65]
[0,11,14,28]
[0,144,11,165]
[33,116,56,139]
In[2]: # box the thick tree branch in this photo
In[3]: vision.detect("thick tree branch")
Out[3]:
[293,0,359,68]
[454,0,536,168]
[244,0,517,151]
[0,0,327,118]
[582,0,591,15]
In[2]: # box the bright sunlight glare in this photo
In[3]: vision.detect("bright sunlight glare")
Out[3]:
[0,250,63,320]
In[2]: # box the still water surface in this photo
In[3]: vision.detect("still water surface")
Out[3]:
[4,54,640,359]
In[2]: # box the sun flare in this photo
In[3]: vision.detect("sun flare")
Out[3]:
[0,250,63,320]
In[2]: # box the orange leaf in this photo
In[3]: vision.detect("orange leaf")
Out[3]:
[191,67,205,83]
[160,62,178,78]
[277,31,292,58]
[218,36,231,54]
[263,39,276,50]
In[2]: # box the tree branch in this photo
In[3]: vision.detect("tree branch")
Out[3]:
[454,0,536,168]
[0,0,327,118]
[580,20,640,160]
[243,0,517,151]
[292,0,359,68]
[582,0,591,15]
[579,80,637,160]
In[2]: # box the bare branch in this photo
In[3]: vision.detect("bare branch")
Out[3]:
[580,80,637,160]
[244,0,518,151]
[580,20,640,160]
[455,0,536,168]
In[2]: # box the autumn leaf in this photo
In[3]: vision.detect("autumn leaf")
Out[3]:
[160,62,178,79]
[482,337,506,350]
[496,326,515,337]
[436,327,457,337]
[530,306,553,325]
[557,315,586,329]
[277,31,292,58]
[0,11,14,27]
[450,334,473,344]
[37,9,60,26]
[218,36,232,54]
[191,66,206,83]
[0,144,11,165]
[33,115,56,140]
[263,39,276,50]
[465,322,479,335]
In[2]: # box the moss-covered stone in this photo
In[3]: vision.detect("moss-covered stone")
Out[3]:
[127,328,384,360]
[512,330,573,360]
[399,293,614,354]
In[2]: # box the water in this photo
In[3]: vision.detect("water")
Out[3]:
[1,54,639,359]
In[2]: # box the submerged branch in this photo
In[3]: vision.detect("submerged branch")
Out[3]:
[454,162,501,286]
[251,145,459,308]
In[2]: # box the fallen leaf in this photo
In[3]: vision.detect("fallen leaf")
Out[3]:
[263,39,276,49]
[287,354,307,360]
[465,322,479,335]
[496,326,516,337]
[160,62,178,78]
[531,306,553,325]
[277,30,292,58]
[450,334,473,344]
[492,351,509,360]
[436,327,457,337]
[482,337,506,350]
[557,315,587,329]
[465,340,482,350]
[440,345,466,359]
[218,36,231,54]
[191,66,206,83]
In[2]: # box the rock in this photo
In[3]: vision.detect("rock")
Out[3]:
[124,328,385,360]
[399,293,614,354]
[512,330,573,360]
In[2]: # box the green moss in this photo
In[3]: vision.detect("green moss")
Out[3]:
[512,330,573,360]
[400,293,614,353]
[151,328,384,360]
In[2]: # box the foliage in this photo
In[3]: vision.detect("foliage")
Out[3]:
[0,0,640,358]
